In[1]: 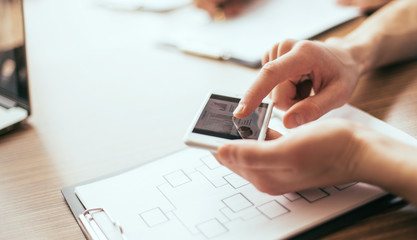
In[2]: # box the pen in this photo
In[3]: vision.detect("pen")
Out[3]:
[158,40,262,68]
[213,2,226,21]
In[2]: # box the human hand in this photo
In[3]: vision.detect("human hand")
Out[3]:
[215,119,371,195]
[216,118,417,205]
[193,0,255,19]
[337,0,392,12]
[234,39,361,129]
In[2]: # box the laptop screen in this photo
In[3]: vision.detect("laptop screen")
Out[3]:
[0,0,29,108]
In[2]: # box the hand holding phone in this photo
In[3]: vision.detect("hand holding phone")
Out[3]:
[184,91,273,151]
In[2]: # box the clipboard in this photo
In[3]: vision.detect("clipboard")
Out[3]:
[63,180,128,240]
[62,105,417,239]
[62,152,405,240]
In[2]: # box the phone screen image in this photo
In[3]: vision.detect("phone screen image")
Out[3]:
[192,94,269,140]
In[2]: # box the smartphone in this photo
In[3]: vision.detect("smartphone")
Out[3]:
[184,92,274,151]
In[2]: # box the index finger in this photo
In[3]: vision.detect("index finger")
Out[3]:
[234,52,310,119]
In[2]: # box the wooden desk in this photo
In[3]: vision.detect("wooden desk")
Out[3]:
[1,0,417,239]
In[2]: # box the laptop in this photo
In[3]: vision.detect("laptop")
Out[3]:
[0,0,30,135]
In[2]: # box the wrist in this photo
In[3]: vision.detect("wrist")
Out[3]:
[324,36,376,76]
[353,128,417,205]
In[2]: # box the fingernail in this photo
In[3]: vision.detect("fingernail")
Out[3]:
[233,103,245,116]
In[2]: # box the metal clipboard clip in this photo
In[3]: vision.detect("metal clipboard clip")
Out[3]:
[78,208,127,240]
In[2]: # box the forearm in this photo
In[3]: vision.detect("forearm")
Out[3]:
[356,130,417,206]
[326,0,417,75]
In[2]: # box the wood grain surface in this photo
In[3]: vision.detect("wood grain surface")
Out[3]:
[1,1,417,239]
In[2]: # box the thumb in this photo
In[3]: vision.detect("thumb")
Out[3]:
[283,85,346,128]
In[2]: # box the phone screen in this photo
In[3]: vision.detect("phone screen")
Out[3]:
[192,94,269,140]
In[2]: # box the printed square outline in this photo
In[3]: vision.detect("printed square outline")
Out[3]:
[334,182,357,191]
[163,169,192,188]
[196,218,228,239]
[223,173,250,189]
[139,207,169,227]
[200,155,222,170]
[297,188,330,203]
[222,193,254,213]
[257,200,290,220]
[282,192,302,202]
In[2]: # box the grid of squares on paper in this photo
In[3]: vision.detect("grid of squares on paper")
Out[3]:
[140,207,169,227]
[196,218,228,239]
[223,173,249,189]
[163,170,191,188]
[283,192,301,202]
[222,193,254,213]
[257,200,290,219]
[148,163,353,236]
[297,188,330,203]
[335,182,357,191]
[201,155,222,170]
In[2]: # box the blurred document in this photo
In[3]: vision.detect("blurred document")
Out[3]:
[164,0,360,66]
[97,0,191,12]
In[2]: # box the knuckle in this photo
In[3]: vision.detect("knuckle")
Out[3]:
[277,39,297,57]
[261,62,277,77]
[262,52,270,65]
[279,39,292,48]
[272,43,279,51]
[280,38,295,46]
[296,40,313,48]
[294,40,316,54]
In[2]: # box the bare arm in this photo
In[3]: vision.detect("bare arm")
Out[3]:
[356,129,417,206]
[216,120,417,206]
[215,0,417,205]
[327,0,417,75]
[234,0,417,128]
[216,0,417,206]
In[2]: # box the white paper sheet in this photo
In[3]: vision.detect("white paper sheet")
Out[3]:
[75,105,417,239]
